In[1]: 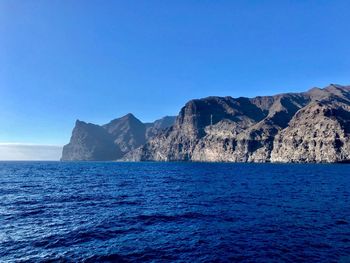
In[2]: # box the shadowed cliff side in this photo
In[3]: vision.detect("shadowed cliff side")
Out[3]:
[61,120,122,161]
[61,115,175,161]
[103,113,147,155]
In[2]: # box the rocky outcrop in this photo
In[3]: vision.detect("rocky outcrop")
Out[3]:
[271,86,350,163]
[103,113,147,155]
[145,116,176,139]
[61,114,175,161]
[124,84,350,163]
[61,120,121,161]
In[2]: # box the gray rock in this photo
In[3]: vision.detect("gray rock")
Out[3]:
[61,120,121,161]
[103,113,147,154]
[124,84,350,163]
[271,86,350,163]
[62,84,350,163]
[61,114,175,161]
[145,116,176,139]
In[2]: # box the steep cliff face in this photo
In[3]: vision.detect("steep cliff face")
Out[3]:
[61,120,121,161]
[62,84,350,163]
[61,114,175,161]
[103,113,146,154]
[124,84,350,163]
[271,87,350,163]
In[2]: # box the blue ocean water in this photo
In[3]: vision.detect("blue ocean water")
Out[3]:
[0,162,350,262]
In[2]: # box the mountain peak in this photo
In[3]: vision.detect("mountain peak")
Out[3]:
[123,113,137,119]
[75,119,85,125]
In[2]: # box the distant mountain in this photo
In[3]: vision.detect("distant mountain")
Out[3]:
[103,113,146,155]
[62,84,350,163]
[61,120,121,161]
[123,84,350,163]
[61,115,176,161]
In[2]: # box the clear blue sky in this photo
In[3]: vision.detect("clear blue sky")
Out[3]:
[1,0,350,147]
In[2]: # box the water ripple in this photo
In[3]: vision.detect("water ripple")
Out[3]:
[0,162,350,262]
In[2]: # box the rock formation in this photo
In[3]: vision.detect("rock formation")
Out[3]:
[123,84,350,163]
[103,113,147,155]
[61,115,175,161]
[145,116,176,139]
[271,85,350,162]
[61,120,121,161]
[62,84,350,163]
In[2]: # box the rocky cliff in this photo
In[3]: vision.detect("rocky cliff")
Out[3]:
[271,85,350,163]
[61,114,175,161]
[123,84,350,163]
[61,120,122,161]
[145,116,176,139]
[103,113,147,155]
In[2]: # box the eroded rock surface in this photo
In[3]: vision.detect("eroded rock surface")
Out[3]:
[61,120,121,161]
[61,114,175,161]
[124,84,350,163]
[62,84,350,163]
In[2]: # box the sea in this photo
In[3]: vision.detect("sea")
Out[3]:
[0,162,350,262]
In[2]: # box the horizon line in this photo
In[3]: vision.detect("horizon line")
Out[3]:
[0,142,63,147]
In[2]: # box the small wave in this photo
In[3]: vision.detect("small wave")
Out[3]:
[134,212,209,225]
[33,226,143,249]
[18,208,45,217]
[83,253,128,263]
[335,219,348,225]
[42,194,111,204]
[111,200,142,206]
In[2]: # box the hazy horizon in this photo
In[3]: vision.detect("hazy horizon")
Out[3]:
[0,143,62,161]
